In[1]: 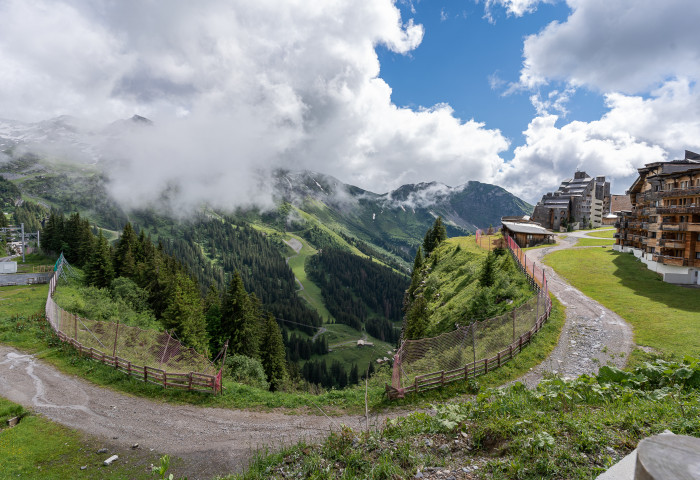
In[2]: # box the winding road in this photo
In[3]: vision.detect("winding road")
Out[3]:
[0,229,635,478]
[514,230,634,387]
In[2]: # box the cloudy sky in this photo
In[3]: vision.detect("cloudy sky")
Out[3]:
[1,0,699,207]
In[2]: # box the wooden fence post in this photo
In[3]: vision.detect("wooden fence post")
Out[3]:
[484,358,488,373]
[74,314,77,341]
[112,320,120,361]
[512,309,516,343]
[188,372,193,391]
[144,366,148,383]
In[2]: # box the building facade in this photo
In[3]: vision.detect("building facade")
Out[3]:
[532,171,611,231]
[614,150,700,285]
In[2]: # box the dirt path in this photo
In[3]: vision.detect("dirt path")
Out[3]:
[514,232,634,387]
[0,345,390,480]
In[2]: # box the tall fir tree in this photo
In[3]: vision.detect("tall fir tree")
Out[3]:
[85,230,114,289]
[259,314,288,391]
[203,283,223,353]
[162,272,209,354]
[114,222,138,278]
[221,271,260,359]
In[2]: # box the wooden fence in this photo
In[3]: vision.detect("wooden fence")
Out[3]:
[387,232,552,399]
[46,270,223,394]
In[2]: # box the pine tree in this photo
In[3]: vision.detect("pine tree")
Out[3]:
[114,222,138,278]
[404,295,428,340]
[203,283,222,352]
[422,216,447,256]
[479,251,496,287]
[221,271,260,359]
[85,231,114,289]
[349,363,359,385]
[259,314,288,391]
[162,272,209,354]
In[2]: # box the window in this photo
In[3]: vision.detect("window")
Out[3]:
[696,252,700,259]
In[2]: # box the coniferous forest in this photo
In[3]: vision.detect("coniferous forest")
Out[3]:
[38,209,409,391]
[306,248,407,344]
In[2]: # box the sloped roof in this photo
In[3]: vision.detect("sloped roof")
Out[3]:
[502,221,553,235]
[610,194,632,213]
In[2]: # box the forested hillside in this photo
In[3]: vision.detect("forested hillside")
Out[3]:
[306,248,406,344]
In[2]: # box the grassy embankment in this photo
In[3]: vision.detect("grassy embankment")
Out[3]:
[230,356,700,480]
[544,247,700,362]
[0,396,164,479]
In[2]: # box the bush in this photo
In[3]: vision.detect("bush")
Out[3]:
[226,354,269,390]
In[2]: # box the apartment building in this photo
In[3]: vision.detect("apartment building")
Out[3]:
[531,171,611,230]
[614,150,700,285]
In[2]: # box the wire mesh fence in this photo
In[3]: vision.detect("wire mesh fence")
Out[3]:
[387,232,552,399]
[45,268,222,393]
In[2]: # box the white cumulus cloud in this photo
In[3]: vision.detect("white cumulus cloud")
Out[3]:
[0,0,513,211]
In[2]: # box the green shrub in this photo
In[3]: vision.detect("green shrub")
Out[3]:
[226,354,269,390]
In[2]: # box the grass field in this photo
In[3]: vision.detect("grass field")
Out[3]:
[284,233,333,321]
[0,396,162,479]
[544,248,700,359]
[575,238,615,247]
[586,229,616,239]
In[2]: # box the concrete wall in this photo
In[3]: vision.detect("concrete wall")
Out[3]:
[614,247,698,285]
[0,262,17,274]
[0,273,51,286]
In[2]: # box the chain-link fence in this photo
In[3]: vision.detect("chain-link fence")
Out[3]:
[387,232,551,399]
[45,267,222,393]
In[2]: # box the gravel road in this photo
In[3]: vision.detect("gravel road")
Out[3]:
[0,345,388,479]
[514,232,634,387]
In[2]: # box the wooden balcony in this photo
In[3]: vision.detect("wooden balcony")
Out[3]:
[659,222,700,232]
[657,186,700,198]
[656,206,700,215]
[658,239,685,249]
[652,254,689,267]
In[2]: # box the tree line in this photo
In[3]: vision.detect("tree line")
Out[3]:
[41,211,289,391]
[306,247,406,344]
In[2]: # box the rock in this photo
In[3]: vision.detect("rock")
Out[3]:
[605,446,615,454]
[414,471,424,479]
[80,466,87,470]
[103,455,119,466]
[424,439,433,447]
[439,444,450,452]
[131,443,139,449]
[97,448,108,454]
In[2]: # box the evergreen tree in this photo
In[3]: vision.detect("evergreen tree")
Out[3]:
[404,295,428,340]
[221,271,260,359]
[422,216,447,256]
[259,314,288,391]
[479,251,496,287]
[349,363,359,385]
[162,272,209,354]
[42,209,65,255]
[113,222,138,278]
[85,231,114,288]
[203,283,222,352]
[0,211,7,228]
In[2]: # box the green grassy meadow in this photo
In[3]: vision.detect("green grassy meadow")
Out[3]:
[544,248,700,358]
[0,396,161,479]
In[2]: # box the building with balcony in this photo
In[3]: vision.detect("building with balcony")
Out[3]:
[614,150,700,285]
[531,171,611,231]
